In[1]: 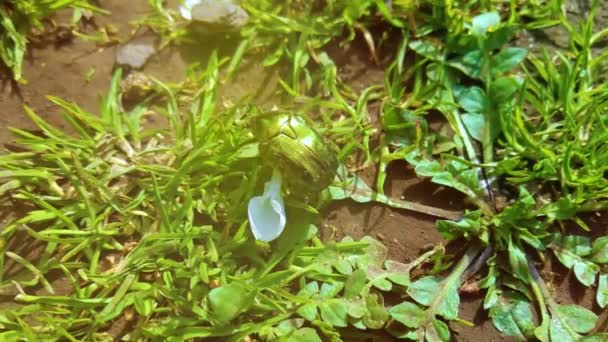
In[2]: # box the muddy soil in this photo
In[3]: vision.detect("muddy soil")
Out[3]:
[0,0,606,341]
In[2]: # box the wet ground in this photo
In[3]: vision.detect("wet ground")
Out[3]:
[1,0,607,340]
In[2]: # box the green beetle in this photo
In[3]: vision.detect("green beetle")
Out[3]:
[252,111,338,197]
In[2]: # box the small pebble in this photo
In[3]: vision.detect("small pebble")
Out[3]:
[115,35,157,70]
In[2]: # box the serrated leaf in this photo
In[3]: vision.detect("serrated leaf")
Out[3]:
[437,210,483,241]
[390,302,425,328]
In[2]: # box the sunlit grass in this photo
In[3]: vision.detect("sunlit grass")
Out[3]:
[1,0,608,340]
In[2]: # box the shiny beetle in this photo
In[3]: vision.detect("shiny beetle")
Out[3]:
[252,111,338,196]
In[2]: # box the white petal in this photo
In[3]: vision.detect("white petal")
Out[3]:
[248,196,286,242]
[247,172,286,242]
[179,0,203,20]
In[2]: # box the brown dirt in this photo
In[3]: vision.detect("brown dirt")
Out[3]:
[0,0,604,341]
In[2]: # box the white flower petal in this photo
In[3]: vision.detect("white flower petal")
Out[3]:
[179,0,203,20]
[247,173,286,242]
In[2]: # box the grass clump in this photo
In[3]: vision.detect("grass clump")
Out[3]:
[0,0,103,81]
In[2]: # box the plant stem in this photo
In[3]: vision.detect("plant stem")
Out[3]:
[461,244,493,283]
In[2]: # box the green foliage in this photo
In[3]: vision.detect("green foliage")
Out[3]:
[0,0,102,81]
[0,62,442,339]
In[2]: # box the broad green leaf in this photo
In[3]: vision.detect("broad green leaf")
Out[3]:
[508,241,530,282]
[471,12,501,36]
[550,318,580,342]
[363,293,389,329]
[491,76,522,103]
[367,266,393,291]
[385,260,411,286]
[282,328,322,342]
[345,269,367,299]
[573,260,599,287]
[347,298,367,319]
[409,40,441,61]
[598,274,608,308]
[408,276,441,306]
[298,281,319,298]
[207,283,256,323]
[486,25,519,50]
[580,334,608,342]
[333,258,353,275]
[387,324,419,340]
[389,302,425,328]
[591,237,608,264]
[484,286,499,309]
[320,282,343,298]
[448,49,483,78]
[275,319,305,337]
[551,235,598,286]
[462,113,485,142]
[457,86,487,113]
[557,235,592,257]
[437,281,459,320]
[489,296,534,339]
[556,304,598,334]
[426,319,450,342]
[407,156,482,200]
[492,47,527,74]
[298,304,318,321]
[358,236,388,269]
[319,300,348,327]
